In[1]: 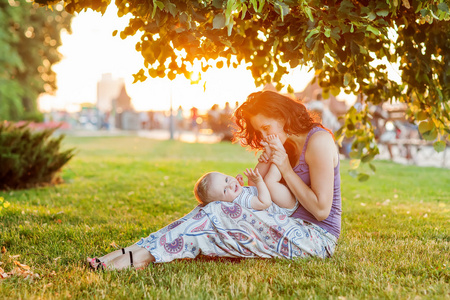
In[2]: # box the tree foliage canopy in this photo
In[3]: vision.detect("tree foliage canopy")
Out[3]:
[37,0,449,178]
[1,0,72,121]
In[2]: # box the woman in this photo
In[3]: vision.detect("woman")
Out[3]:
[88,90,341,270]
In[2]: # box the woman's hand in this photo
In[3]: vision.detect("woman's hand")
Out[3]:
[267,135,290,175]
[257,141,271,164]
[271,149,291,174]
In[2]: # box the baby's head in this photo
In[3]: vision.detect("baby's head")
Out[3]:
[194,172,243,206]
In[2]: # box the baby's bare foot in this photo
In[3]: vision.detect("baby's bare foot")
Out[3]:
[267,134,284,149]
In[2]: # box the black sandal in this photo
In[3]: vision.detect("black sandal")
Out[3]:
[129,251,134,268]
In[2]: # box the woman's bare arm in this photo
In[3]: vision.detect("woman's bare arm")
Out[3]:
[270,132,335,221]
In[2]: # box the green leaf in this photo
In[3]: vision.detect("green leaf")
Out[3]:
[358,173,370,182]
[369,163,376,172]
[376,10,389,17]
[368,12,376,20]
[324,27,331,38]
[257,0,265,13]
[348,170,358,178]
[241,4,247,19]
[418,121,434,134]
[305,28,320,42]
[225,0,236,21]
[350,159,361,169]
[437,2,449,13]
[212,0,223,9]
[361,154,374,163]
[433,141,446,152]
[366,25,380,35]
[213,13,226,29]
[343,73,351,86]
[287,84,294,93]
[166,3,178,17]
[420,9,429,17]
[304,6,314,22]
[436,87,443,100]
[274,1,289,20]
[422,128,438,141]
[331,87,340,97]
[154,0,164,10]
[416,111,428,121]
[227,22,234,36]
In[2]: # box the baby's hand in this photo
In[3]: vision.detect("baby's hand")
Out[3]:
[235,174,245,186]
[244,168,263,184]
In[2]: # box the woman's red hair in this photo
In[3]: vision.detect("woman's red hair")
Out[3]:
[232,90,332,150]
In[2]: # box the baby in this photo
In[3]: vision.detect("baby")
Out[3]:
[194,164,298,215]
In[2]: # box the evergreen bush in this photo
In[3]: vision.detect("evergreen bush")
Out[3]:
[0,121,75,190]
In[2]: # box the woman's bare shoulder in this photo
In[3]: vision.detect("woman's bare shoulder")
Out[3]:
[309,130,335,145]
[305,130,338,163]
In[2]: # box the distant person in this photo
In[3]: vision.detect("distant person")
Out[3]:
[223,102,232,116]
[369,104,389,140]
[207,104,220,132]
[176,106,184,139]
[218,102,234,141]
[148,111,155,129]
[190,106,199,141]
[139,111,150,130]
[307,94,340,133]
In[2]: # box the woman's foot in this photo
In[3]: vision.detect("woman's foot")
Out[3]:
[95,247,129,264]
[88,247,155,271]
[87,257,107,271]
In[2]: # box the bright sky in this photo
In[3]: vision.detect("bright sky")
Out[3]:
[38,5,317,113]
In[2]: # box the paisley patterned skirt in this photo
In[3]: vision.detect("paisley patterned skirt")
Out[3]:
[136,202,337,263]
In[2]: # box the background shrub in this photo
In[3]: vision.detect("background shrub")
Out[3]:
[0,121,75,190]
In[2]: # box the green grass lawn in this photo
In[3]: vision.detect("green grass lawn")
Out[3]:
[1,136,449,299]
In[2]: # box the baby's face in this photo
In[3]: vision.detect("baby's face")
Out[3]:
[208,172,243,203]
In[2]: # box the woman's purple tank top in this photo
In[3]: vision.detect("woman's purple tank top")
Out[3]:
[290,127,342,238]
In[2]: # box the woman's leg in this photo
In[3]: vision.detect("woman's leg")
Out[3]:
[138,202,336,262]
[89,203,336,269]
